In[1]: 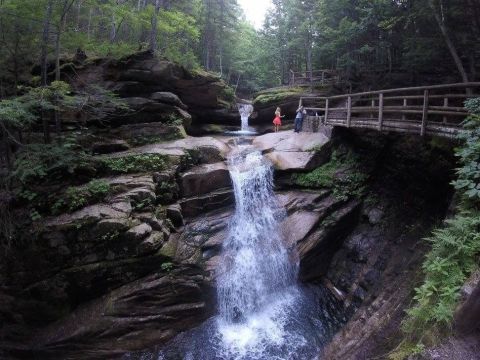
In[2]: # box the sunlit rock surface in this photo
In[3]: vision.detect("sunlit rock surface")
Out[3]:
[253,129,331,171]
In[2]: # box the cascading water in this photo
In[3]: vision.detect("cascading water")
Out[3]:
[126,146,345,360]
[237,103,253,132]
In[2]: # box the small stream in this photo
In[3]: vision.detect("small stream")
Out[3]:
[125,146,345,360]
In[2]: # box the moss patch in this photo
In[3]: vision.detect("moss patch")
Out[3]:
[291,150,368,201]
[51,179,111,214]
[253,87,305,106]
[100,154,169,174]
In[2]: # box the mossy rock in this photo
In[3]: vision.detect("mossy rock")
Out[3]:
[253,87,306,107]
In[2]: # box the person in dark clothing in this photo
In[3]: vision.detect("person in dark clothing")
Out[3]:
[294,105,306,133]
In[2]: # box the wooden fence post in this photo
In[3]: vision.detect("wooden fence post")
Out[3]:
[421,89,429,136]
[324,98,329,124]
[402,98,407,121]
[346,96,352,127]
[378,93,384,131]
[321,71,325,85]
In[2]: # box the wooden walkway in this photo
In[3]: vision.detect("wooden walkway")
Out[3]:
[289,69,342,87]
[299,83,480,138]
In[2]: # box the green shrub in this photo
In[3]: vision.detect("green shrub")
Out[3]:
[403,214,480,332]
[11,142,94,185]
[101,154,168,174]
[51,179,111,214]
[291,150,368,200]
[396,98,480,358]
[451,98,480,203]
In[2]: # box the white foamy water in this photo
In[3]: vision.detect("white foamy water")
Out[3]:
[237,103,253,131]
[214,150,300,358]
[125,148,345,360]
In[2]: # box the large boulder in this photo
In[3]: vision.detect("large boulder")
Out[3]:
[150,92,187,109]
[28,266,214,360]
[111,136,231,164]
[252,130,331,171]
[179,189,234,218]
[180,162,231,197]
[105,52,235,123]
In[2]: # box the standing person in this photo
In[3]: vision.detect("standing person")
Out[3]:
[273,107,284,133]
[294,105,306,133]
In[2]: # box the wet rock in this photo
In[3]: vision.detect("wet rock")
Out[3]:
[298,200,361,281]
[95,218,130,237]
[179,189,234,218]
[125,223,152,242]
[112,123,187,143]
[455,270,480,334]
[29,266,214,359]
[180,162,231,197]
[276,190,327,212]
[361,269,381,289]
[136,213,169,235]
[151,92,187,109]
[110,201,132,214]
[105,174,155,193]
[110,136,231,164]
[46,204,129,230]
[92,139,130,154]
[353,286,368,303]
[345,233,374,263]
[254,130,330,153]
[252,130,331,171]
[167,204,184,227]
[153,170,176,184]
[137,232,165,256]
[281,210,323,248]
[367,207,384,225]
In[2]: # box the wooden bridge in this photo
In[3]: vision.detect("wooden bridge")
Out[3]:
[299,83,480,138]
[289,69,342,87]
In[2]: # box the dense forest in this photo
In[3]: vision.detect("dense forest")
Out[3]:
[0,1,479,360]
[0,0,479,95]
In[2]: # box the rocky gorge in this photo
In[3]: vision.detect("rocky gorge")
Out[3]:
[1,52,478,360]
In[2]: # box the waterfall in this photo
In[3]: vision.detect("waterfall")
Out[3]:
[128,147,345,360]
[237,103,253,132]
[214,149,302,359]
[218,150,295,323]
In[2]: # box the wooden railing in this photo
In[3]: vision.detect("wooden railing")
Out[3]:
[299,83,480,138]
[289,69,341,86]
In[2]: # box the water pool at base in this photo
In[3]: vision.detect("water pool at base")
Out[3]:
[125,150,346,360]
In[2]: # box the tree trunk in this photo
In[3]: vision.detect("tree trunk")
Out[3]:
[87,8,92,40]
[149,0,161,52]
[110,14,117,43]
[1,127,12,172]
[41,110,50,144]
[428,0,469,83]
[41,0,54,86]
[54,31,61,81]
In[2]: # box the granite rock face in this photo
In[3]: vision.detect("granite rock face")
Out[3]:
[253,130,332,171]
[0,127,458,360]
[68,51,236,127]
[180,162,231,197]
[29,266,214,360]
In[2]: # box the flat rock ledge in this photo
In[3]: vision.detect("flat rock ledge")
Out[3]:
[252,130,331,171]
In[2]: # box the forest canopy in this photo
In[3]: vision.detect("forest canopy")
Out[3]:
[0,0,478,94]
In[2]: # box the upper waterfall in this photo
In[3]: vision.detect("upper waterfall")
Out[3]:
[237,103,254,132]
